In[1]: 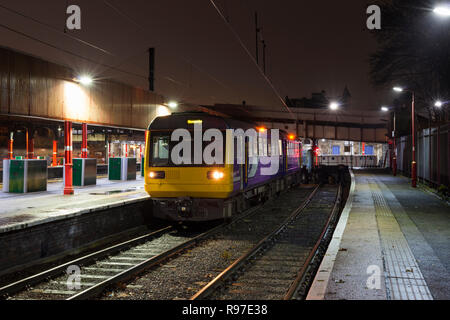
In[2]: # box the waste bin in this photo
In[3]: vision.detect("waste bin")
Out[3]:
[2,159,47,193]
[108,157,136,181]
[64,158,97,186]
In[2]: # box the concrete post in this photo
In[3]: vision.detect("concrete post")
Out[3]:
[81,123,88,158]
[8,132,13,159]
[64,120,74,195]
[52,140,58,166]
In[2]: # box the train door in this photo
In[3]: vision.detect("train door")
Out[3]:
[243,137,249,188]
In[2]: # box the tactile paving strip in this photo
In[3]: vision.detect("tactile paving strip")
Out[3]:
[369,178,433,300]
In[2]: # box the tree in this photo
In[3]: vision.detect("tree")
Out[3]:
[370,0,450,114]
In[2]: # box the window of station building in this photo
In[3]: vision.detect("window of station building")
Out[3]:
[332,145,340,155]
[365,145,374,155]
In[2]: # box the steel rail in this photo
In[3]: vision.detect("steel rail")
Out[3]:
[67,204,264,300]
[190,184,321,300]
[1,184,306,300]
[0,226,173,299]
[284,184,342,300]
[1,203,264,300]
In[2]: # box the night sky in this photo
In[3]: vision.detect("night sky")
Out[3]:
[0,0,390,112]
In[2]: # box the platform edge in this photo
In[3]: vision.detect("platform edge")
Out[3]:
[305,170,355,300]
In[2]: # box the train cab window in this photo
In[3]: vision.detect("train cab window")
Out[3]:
[149,131,225,167]
[278,140,283,156]
[151,135,170,166]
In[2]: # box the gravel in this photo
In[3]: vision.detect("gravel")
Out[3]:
[99,186,317,300]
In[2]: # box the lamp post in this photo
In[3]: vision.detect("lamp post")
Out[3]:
[381,106,397,175]
[433,100,448,186]
[393,87,416,187]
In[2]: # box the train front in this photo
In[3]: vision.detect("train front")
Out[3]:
[144,113,235,222]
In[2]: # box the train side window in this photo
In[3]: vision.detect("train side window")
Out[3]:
[258,135,267,156]
[278,140,283,156]
[250,136,258,157]
[264,137,268,156]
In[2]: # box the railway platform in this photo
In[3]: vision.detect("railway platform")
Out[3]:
[0,175,148,234]
[307,169,450,300]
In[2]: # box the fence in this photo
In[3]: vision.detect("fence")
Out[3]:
[319,155,378,167]
[395,123,449,187]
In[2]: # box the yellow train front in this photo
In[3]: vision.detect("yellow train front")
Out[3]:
[144,112,302,222]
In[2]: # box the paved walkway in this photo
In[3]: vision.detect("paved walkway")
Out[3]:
[0,176,148,234]
[307,169,450,300]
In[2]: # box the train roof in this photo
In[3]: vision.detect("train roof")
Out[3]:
[149,112,253,130]
[148,111,292,139]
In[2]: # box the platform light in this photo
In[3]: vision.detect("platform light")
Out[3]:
[381,106,389,112]
[434,100,443,107]
[156,105,171,117]
[288,134,295,140]
[393,87,404,92]
[168,101,178,108]
[329,102,339,110]
[76,75,93,86]
[434,5,450,17]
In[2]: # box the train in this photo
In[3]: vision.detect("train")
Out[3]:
[144,112,302,222]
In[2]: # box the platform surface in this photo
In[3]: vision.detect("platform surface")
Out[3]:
[0,175,148,234]
[307,169,450,300]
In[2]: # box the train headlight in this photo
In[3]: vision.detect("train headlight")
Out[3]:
[207,170,224,180]
[149,171,165,179]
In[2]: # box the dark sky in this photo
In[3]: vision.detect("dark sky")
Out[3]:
[0,0,391,112]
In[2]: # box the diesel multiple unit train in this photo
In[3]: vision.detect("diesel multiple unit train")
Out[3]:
[144,112,302,222]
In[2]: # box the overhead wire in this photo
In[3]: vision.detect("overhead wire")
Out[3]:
[208,0,295,119]
[102,0,235,103]
[0,22,148,80]
[0,3,114,56]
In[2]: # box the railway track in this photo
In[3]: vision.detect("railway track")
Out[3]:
[98,184,322,300]
[0,202,266,300]
[191,184,342,300]
[0,183,335,300]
